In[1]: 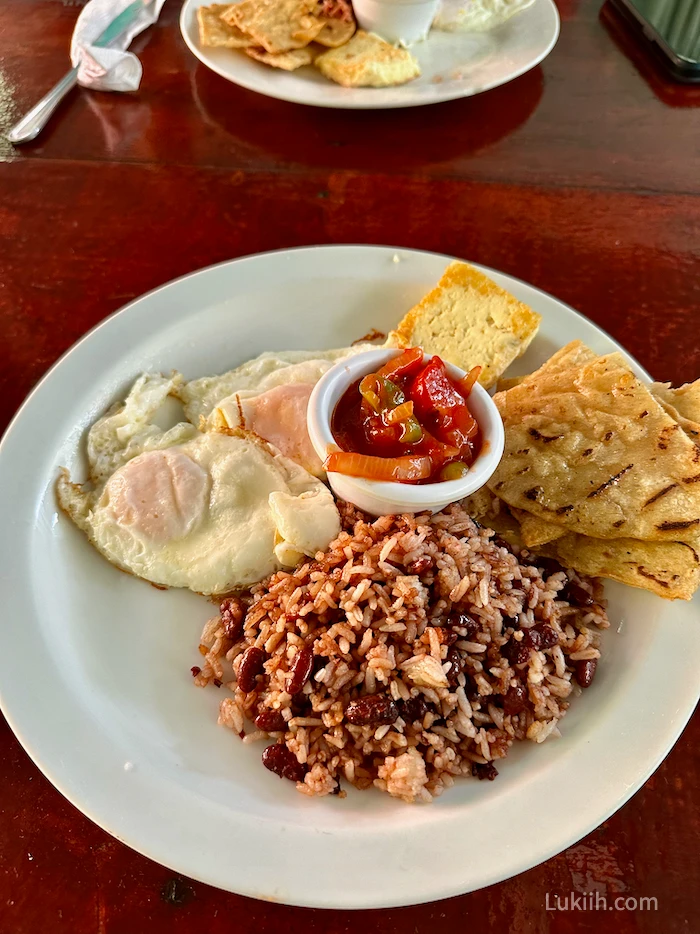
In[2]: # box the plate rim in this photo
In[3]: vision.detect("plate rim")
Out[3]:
[1,245,699,909]
[178,0,560,110]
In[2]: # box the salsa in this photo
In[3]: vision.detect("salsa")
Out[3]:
[327,347,482,483]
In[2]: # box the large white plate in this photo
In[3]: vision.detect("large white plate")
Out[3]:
[180,0,559,109]
[1,246,699,909]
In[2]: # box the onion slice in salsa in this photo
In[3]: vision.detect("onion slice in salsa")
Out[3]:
[324,451,432,482]
[376,347,424,382]
[385,401,415,424]
[459,365,482,398]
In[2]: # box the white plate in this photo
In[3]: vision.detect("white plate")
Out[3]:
[1,246,699,909]
[179,0,559,109]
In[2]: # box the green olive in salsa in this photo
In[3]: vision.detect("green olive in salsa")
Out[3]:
[326,348,482,483]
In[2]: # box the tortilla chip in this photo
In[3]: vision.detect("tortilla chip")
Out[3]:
[551,534,700,601]
[314,16,356,46]
[511,508,566,547]
[488,351,700,542]
[197,4,254,47]
[246,45,316,68]
[387,262,541,389]
[223,0,323,53]
[315,30,420,87]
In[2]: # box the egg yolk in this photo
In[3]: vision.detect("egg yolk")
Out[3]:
[103,449,210,543]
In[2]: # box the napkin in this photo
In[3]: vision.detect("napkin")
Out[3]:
[70,0,168,92]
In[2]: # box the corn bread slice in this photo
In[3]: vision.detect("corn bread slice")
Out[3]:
[387,262,541,389]
[315,30,420,87]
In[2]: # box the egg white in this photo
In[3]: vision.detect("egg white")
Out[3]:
[433,0,535,32]
[179,345,374,426]
[58,374,340,594]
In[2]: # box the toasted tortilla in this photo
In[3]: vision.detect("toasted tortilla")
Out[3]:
[488,351,700,542]
[511,508,566,547]
[387,262,541,390]
[550,534,700,601]
[496,345,700,446]
[197,4,254,47]
[223,0,323,53]
[314,16,356,46]
[651,380,700,445]
[496,375,525,392]
[315,30,420,87]
[246,45,316,68]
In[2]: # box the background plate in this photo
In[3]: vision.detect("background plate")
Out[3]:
[0,246,698,909]
[180,0,559,109]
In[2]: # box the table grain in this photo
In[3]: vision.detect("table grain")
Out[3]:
[1,1,698,931]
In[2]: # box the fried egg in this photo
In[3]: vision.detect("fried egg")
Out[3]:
[181,346,373,475]
[433,0,534,32]
[58,374,340,594]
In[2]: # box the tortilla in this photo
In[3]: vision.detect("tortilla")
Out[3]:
[246,46,316,68]
[314,16,356,46]
[651,380,700,445]
[197,4,254,47]
[511,508,566,547]
[488,351,700,542]
[496,376,525,392]
[223,0,323,53]
[551,534,700,601]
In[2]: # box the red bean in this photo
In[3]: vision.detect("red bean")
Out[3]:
[575,658,597,688]
[254,708,287,732]
[502,683,528,715]
[504,639,531,666]
[562,581,595,607]
[535,624,559,649]
[406,555,433,575]
[472,762,498,781]
[523,623,559,651]
[220,596,245,641]
[345,694,399,726]
[523,627,543,651]
[262,744,307,782]
[287,647,314,696]
[237,646,265,693]
[190,666,201,677]
[447,610,479,641]
[446,647,465,686]
[400,696,429,723]
[535,557,566,579]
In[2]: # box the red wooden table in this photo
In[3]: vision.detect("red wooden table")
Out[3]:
[1,1,699,930]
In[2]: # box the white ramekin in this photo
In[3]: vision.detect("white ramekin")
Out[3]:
[307,348,505,516]
[353,0,441,46]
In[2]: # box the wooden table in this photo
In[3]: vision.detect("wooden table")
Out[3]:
[1,0,699,930]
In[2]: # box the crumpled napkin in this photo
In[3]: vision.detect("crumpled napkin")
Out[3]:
[70,0,168,92]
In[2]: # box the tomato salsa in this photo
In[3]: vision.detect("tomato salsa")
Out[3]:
[327,348,482,483]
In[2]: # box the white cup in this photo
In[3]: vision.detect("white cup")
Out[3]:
[353,0,441,46]
[307,348,505,517]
